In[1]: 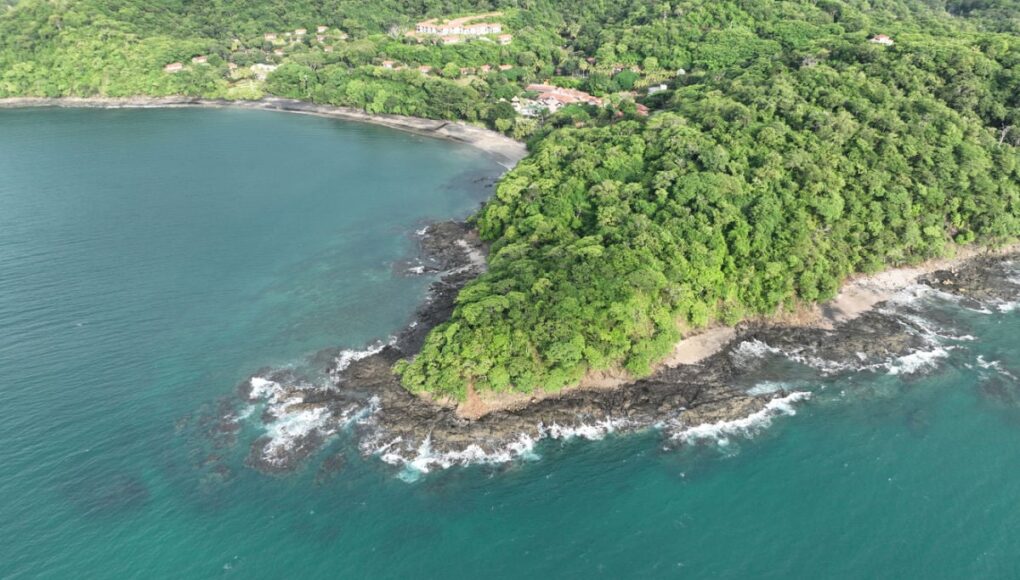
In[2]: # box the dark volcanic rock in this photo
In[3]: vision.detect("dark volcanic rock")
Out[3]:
[919,252,1020,304]
[394,221,485,277]
[742,310,928,373]
[243,235,1019,474]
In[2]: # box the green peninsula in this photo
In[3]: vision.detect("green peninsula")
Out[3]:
[4,0,1019,399]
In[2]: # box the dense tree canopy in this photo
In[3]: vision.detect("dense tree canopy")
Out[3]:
[3,0,1019,399]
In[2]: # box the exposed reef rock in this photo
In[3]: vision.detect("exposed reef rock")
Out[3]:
[919,254,1020,305]
[229,240,1019,474]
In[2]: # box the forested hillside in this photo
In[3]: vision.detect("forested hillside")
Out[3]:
[3,0,1019,399]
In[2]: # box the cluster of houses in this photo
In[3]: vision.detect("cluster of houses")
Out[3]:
[264,25,346,53]
[436,33,512,46]
[513,84,604,115]
[163,54,210,73]
[159,15,670,120]
[164,57,277,80]
[379,60,513,76]
[264,25,335,42]
[408,13,512,45]
[511,83,653,117]
[164,25,348,74]
[471,64,514,74]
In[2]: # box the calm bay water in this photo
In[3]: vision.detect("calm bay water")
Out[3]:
[2,108,1020,578]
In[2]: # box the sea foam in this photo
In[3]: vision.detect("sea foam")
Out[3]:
[541,417,630,440]
[369,417,638,480]
[671,391,811,446]
[886,347,951,375]
[334,341,391,374]
[375,433,540,482]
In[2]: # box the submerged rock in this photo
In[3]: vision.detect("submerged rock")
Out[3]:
[62,472,150,515]
[314,453,348,485]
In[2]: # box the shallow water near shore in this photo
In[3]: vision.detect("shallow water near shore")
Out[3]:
[4,108,1020,578]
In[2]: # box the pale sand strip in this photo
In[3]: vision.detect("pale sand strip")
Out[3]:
[0,96,528,167]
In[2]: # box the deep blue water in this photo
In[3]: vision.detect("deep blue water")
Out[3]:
[2,108,1020,579]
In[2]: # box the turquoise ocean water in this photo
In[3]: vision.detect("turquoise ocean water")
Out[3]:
[2,108,1020,578]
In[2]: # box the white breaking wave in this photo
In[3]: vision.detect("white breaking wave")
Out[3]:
[732,338,868,375]
[732,308,957,378]
[976,355,1019,381]
[732,338,782,360]
[234,340,395,470]
[334,341,391,374]
[255,394,381,468]
[892,280,1020,316]
[1005,266,1020,286]
[369,392,816,481]
[248,376,285,402]
[671,391,811,446]
[259,406,333,463]
[246,374,335,467]
[375,433,540,482]
[997,300,1020,313]
[882,307,976,344]
[886,347,951,375]
[541,417,629,440]
[746,381,792,396]
[369,417,636,480]
[245,368,383,468]
[786,350,863,374]
[234,404,256,421]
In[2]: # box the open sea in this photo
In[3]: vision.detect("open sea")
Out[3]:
[2,108,1020,578]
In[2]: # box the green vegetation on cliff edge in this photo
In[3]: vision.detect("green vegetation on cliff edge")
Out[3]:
[4,0,1020,398]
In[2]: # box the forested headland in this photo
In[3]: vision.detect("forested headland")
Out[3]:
[3,0,1019,399]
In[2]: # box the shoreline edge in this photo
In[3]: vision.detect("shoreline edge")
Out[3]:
[0,96,529,168]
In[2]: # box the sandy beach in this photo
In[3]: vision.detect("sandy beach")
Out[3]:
[0,96,528,167]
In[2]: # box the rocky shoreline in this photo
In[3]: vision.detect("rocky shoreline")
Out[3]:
[66,95,1014,476]
[0,96,528,167]
[232,217,1018,475]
